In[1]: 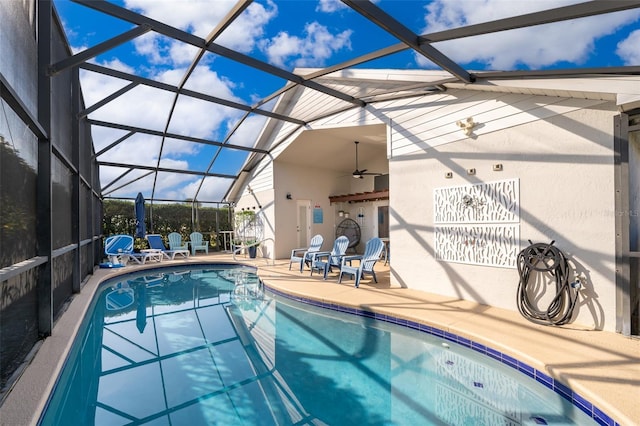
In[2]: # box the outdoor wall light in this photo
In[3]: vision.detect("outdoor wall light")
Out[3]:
[456,117,476,136]
[286,192,292,200]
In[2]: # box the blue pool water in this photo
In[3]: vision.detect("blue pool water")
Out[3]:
[39,265,597,425]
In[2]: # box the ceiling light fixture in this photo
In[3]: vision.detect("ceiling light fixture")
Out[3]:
[456,117,476,136]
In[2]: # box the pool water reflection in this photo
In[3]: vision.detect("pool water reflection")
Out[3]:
[40,265,594,425]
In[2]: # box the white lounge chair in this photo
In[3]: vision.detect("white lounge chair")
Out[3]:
[146,234,189,260]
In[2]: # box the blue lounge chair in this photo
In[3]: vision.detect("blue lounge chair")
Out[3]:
[189,231,209,255]
[104,234,134,266]
[146,234,189,260]
[289,234,324,272]
[310,236,349,279]
[104,235,160,265]
[338,237,385,288]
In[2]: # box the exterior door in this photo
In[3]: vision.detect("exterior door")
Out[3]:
[297,200,311,247]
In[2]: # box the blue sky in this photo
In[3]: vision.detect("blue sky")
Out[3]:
[53,0,640,202]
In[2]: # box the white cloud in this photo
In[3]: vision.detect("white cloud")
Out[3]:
[227,114,269,148]
[176,66,238,99]
[216,1,278,53]
[316,0,380,13]
[172,176,232,202]
[83,62,241,134]
[167,42,202,67]
[82,59,244,198]
[152,169,200,200]
[98,165,154,196]
[316,0,347,13]
[261,22,352,68]
[132,32,172,65]
[421,0,580,33]
[261,32,301,68]
[125,0,237,38]
[124,0,277,62]
[616,29,640,65]
[100,58,136,74]
[417,0,640,70]
[79,62,134,107]
[158,157,191,170]
[84,1,279,201]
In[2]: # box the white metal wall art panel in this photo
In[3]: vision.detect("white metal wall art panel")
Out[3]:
[434,179,519,224]
[434,224,520,268]
[434,179,520,268]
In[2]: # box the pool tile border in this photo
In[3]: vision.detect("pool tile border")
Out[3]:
[265,284,618,426]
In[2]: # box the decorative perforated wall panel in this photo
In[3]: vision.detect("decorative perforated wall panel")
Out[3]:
[434,224,520,268]
[434,179,519,224]
[434,179,520,268]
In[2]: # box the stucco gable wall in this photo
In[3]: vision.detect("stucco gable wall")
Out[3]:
[308,88,608,155]
[242,85,620,330]
[390,103,618,331]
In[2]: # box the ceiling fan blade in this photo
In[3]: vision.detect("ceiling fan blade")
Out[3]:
[352,141,381,178]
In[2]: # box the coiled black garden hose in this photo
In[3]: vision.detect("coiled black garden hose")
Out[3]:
[516,240,579,326]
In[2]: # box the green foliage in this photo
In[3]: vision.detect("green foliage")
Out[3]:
[103,200,136,237]
[234,209,260,244]
[102,200,233,250]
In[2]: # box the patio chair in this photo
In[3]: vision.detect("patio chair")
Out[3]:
[104,234,160,266]
[146,234,189,260]
[338,237,385,288]
[104,234,133,266]
[289,234,324,272]
[310,236,349,279]
[189,231,209,255]
[168,232,188,251]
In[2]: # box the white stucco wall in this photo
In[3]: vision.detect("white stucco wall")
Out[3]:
[272,160,387,259]
[390,104,618,331]
[238,74,628,332]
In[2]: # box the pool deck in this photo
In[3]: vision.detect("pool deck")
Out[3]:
[2,252,639,426]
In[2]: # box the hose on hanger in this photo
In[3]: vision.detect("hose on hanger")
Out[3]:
[516,240,580,326]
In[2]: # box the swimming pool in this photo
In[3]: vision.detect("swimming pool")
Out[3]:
[39,264,597,425]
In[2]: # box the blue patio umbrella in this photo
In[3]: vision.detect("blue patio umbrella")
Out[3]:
[134,192,146,238]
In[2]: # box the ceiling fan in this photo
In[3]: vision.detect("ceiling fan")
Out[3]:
[351,141,383,179]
